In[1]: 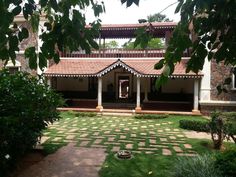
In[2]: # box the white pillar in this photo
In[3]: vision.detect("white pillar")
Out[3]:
[200,58,211,101]
[193,79,200,113]
[144,78,148,102]
[98,33,101,58]
[135,76,142,112]
[47,77,51,87]
[96,77,103,111]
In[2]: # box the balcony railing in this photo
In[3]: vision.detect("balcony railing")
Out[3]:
[60,48,191,58]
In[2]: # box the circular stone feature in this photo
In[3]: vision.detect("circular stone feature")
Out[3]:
[116,150,132,159]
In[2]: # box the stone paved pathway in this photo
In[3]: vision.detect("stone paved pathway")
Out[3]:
[17,143,106,177]
[42,115,198,156]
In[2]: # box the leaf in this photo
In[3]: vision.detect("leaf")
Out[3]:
[223,77,232,85]
[25,47,37,69]
[50,0,58,12]
[53,53,60,64]
[9,35,19,51]
[216,85,222,95]
[30,12,40,32]
[19,27,29,41]
[40,0,48,7]
[175,0,184,13]
[12,6,22,16]
[162,65,170,77]
[154,59,165,70]
[155,74,168,90]
[39,53,47,69]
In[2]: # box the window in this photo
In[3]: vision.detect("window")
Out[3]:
[5,60,21,74]
[8,67,20,74]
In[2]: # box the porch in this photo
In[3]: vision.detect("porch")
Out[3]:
[45,59,202,114]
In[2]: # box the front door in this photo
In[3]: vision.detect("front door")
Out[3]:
[116,73,132,100]
[118,76,129,99]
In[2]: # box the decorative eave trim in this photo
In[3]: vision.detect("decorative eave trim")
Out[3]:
[96,59,142,77]
[44,73,97,78]
[141,74,203,78]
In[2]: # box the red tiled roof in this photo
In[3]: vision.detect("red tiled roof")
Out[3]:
[44,59,202,78]
[97,22,177,38]
[100,22,177,30]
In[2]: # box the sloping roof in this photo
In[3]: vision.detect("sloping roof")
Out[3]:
[44,59,203,78]
[98,22,177,38]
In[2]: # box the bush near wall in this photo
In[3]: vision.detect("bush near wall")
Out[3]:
[179,120,210,132]
[134,114,169,119]
[0,70,63,176]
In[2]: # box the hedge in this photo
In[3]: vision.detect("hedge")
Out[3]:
[179,120,210,132]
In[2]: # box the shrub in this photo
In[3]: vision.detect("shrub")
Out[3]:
[75,112,97,117]
[172,154,223,177]
[0,70,63,176]
[214,149,236,177]
[209,111,236,149]
[134,114,169,119]
[179,120,210,132]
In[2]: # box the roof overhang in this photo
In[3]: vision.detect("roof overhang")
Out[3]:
[44,58,203,79]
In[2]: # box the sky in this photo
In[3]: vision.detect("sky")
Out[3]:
[85,0,180,24]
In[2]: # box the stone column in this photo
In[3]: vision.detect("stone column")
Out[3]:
[135,76,142,112]
[192,79,200,113]
[144,78,148,102]
[96,77,103,111]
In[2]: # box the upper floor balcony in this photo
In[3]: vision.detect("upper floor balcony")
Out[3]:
[59,22,191,58]
[60,48,191,58]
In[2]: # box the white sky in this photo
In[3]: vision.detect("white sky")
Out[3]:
[86,0,180,24]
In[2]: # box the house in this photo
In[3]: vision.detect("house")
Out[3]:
[2,16,236,115]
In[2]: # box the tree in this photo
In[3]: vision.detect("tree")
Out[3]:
[101,40,119,49]
[123,0,236,90]
[124,12,170,49]
[0,0,105,71]
[1,0,235,81]
[147,13,172,22]
[151,0,236,89]
[123,38,163,49]
[0,69,63,176]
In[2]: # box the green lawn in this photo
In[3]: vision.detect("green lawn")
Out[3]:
[41,111,235,177]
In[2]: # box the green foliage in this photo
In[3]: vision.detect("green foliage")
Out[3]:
[75,112,97,117]
[214,149,236,177]
[121,0,139,7]
[172,154,223,177]
[151,0,236,88]
[123,38,163,49]
[0,69,63,176]
[179,120,210,132]
[135,114,169,119]
[179,112,236,149]
[147,13,172,22]
[0,0,105,70]
[209,112,236,149]
[100,40,119,49]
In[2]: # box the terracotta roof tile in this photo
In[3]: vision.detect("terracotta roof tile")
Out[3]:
[44,59,202,78]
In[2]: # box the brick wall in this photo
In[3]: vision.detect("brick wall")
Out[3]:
[200,105,236,116]
[211,60,236,101]
[19,22,38,51]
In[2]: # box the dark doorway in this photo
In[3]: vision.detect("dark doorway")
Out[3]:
[118,76,130,99]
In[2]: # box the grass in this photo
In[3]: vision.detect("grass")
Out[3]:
[99,154,175,177]
[41,111,235,177]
